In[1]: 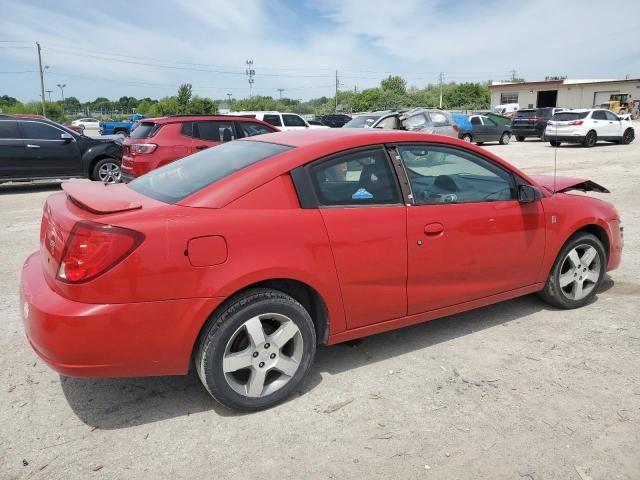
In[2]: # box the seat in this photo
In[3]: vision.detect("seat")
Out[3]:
[222,128,233,142]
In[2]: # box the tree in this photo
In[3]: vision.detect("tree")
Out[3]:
[176,83,192,114]
[189,96,217,114]
[380,75,407,95]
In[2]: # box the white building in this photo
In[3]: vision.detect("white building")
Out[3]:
[489,78,640,109]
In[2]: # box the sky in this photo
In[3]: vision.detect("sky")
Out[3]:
[1,0,639,103]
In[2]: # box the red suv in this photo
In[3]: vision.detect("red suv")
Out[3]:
[121,115,278,181]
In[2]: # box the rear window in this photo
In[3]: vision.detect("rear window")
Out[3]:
[552,112,589,121]
[343,115,381,128]
[128,140,293,204]
[536,107,553,118]
[130,122,161,139]
[513,109,536,118]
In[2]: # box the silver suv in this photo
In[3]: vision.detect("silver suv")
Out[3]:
[370,108,458,137]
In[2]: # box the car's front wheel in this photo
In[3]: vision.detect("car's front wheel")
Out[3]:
[92,157,122,183]
[516,135,526,142]
[622,128,635,145]
[196,288,317,411]
[550,140,561,147]
[538,232,606,309]
[499,132,511,145]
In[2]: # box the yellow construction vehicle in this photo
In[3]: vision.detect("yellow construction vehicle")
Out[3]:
[599,94,639,119]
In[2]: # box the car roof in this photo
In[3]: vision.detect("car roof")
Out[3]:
[142,115,270,124]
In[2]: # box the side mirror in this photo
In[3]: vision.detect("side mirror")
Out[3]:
[518,184,542,203]
[60,133,74,142]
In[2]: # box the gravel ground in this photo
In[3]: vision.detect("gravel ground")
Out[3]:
[1,130,639,479]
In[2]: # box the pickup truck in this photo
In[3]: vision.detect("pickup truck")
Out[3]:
[99,114,146,136]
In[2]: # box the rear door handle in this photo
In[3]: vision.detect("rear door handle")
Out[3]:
[195,145,208,150]
[26,144,40,149]
[424,223,444,235]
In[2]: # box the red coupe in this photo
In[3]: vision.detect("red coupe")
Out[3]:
[20,129,622,411]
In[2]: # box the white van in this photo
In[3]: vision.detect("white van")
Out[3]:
[232,111,329,131]
[493,103,520,117]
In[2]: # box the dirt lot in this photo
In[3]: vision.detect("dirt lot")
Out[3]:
[1,130,639,479]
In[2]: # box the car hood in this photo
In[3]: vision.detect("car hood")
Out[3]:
[531,175,610,194]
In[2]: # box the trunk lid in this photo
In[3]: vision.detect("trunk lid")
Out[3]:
[61,182,142,214]
[531,175,610,194]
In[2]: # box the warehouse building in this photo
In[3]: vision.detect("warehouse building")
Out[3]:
[489,78,640,109]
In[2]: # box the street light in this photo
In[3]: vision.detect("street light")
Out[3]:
[57,83,66,119]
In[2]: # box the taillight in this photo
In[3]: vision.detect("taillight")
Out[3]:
[57,221,144,283]
[568,120,584,126]
[130,143,158,155]
[452,124,460,133]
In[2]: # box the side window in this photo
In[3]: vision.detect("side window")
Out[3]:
[0,121,19,139]
[181,122,194,137]
[402,114,428,130]
[195,121,235,142]
[239,122,275,137]
[309,148,400,206]
[398,145,515,204]
[282,114,307,127]
[482,116,497,126]
[603,111,619,121]
[376,116,400,129]
[428,112,450,126]
[470,116,482,126]
[263,114,282,127]
[591,110,606,120]
[20,122,63,140]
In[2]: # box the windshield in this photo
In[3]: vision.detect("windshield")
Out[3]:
[130,122,161,139]
[129,140,293,203]
[343,115,381,128]
[551,111,589,121]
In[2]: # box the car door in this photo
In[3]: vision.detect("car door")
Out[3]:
[603,110,623,138]
[192,120,236,150]
[481,116,500,142]
[282,114,309,131]
[470,116,486,141]
[0,119,29,180]
[261,114,283,130]
[395,143,545,314]
[590,110,610,137]
[305,147,408,329]
[18,121,82,178]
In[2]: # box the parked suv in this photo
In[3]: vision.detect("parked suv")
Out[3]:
[370,108,459,137]
[314,114,352,128]
[120,115,279,181]
[545,109,635,147]
[0,115,122,184]
[233,112,328,131]
[512,107,565,141]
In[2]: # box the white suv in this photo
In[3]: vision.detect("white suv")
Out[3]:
[232,111,329,131]
[545,109,635,147]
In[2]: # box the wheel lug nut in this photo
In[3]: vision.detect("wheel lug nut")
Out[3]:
[264,343,270,349]
[259,362,265,368]
[252,352,258,358]
[270,353,276,359]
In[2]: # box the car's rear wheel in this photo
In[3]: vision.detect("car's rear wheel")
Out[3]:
[583,130,597,148]
[92,158,121,183]
[196,288,316,411]
[476,141,484,145]
[550,140,561,147]
[499,132,511,145]
[462,134,472,142]
[622,128,635,145]
[516,135,526,142]
[538,233,606,309]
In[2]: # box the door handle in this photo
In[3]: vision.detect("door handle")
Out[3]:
[195,145,208,150]
[26,144,41,149]
[424,223,444,235]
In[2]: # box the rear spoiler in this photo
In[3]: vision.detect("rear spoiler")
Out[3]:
[61,182,142,214]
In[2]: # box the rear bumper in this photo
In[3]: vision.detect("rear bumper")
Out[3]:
[20,252,224,378]
[544,134,586,144]
[512,126,545,136]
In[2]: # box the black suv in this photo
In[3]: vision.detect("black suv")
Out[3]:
[314,114,352,128]
[0,115,122,184]
[511,107,565,141]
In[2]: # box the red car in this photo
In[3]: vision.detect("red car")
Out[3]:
[120,115,278,181]
[21,129,622,411]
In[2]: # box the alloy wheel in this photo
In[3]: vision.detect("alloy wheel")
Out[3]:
[223,313,303,398]
[558,244,601,301]
[98,161,122,183]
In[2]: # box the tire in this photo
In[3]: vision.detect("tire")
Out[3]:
[195,288,317,411]
[91,157,121,183]
[462,134,472,143]
[622,128,635,145]
[540,132,546,141]
[516,135,526,142]
[476,141,484,146]
[114,129,128,137]
[499,132,511,145]
[538,232,606,309]
[582,130,597,148]
[550,141,561,147]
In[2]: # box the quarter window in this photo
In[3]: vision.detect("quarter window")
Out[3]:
[181,122,194,137]
[262,114,282,127]
[282,114,307,127]
[20,122,62,140]
[470,116,482,126]
[398,145,515,204]
[310,148,400,206]
[428,112,449,126]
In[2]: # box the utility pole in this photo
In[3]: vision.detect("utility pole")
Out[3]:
[45,90,53,102]
[511,69,517,82]
[277,88,284,100]
[335,70,339,112]
[246,60,255,98]
[57,83,66,120]
[226,93,232,102]
[36,42,46,116]
[438,72,444,109]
